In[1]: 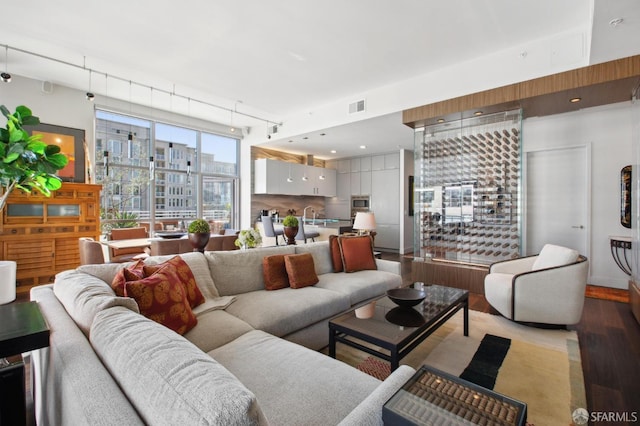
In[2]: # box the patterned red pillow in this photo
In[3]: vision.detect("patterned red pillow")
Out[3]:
[124,264,197,335]
[329,235,344,272]
[262,255,290,290]
[284,253,319,289]
[143,256,205,308]
[111,259,145,297]
[338,235,377,273]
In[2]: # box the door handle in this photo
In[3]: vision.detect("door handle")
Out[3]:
[571,225,584,229]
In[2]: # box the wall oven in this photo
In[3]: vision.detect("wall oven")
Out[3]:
[351,195,370,218]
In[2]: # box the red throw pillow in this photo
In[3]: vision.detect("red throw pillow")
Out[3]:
[263,255,290,290]
[124,264,197,335]
[329,235,344,272]
[338,235,377,273]
[284,253,319,289]
[143,256,205,308]
[111,259,145,297]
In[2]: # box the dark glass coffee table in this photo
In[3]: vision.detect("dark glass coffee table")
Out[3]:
[329,285,468,371]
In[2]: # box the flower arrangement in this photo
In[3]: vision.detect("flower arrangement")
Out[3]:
[235,228,262,249]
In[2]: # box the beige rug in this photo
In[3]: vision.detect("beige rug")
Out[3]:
[333,310,586,426]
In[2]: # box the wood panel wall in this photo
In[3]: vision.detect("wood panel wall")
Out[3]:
[251,146,325,167]
[412,259,489,294]
[403,55,640,128]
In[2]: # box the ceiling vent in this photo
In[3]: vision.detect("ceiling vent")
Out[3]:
[349,99,366,114]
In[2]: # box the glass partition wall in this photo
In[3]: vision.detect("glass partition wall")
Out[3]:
[413,110,522,265]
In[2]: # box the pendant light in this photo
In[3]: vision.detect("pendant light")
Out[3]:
[103,151,109,177]
[287,163,293,183]
[1,46,11,83]
[149,156,155,180]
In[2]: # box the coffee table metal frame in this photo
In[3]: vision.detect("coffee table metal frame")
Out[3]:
[328,285,469,371]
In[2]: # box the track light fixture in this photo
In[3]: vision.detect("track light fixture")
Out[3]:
[1,46,11,83]
[86,68,94,100]
[127,133,133,158]
[149,156,155,180]
[103,151,109,177]
[186,160,191,177]
[168,142,174,164]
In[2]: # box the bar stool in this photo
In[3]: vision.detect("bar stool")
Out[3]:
[295,217,320,243]
[261,216,284,245]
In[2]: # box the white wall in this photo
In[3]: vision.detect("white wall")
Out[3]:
[523,101,634,289]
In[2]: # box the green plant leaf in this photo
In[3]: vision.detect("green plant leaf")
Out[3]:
[26,140,47,154]
[46,153,69,168]
[44,144,61,155]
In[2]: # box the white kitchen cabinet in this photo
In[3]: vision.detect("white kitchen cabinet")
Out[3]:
[371,168,400,225]
[360,171,372,195]
[254,159,336,196]
[350,172,361,195]
[350,158,360,173]
[385,153,400,169]
[371,155,385,171]
[337,172,351,201]
[337,159,351,174]
[360,156,371,172]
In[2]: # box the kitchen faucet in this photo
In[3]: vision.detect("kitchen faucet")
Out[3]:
[303,206,315,224]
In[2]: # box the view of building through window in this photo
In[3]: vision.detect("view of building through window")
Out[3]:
[95,110,239,235]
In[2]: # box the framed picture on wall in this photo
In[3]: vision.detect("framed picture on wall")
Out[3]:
[27,123,86,183]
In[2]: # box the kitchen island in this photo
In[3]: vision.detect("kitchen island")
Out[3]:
[255,218,353,245]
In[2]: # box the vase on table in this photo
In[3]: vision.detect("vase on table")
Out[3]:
[188,232,210,253]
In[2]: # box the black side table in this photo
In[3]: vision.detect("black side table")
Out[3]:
[0,302,50,426]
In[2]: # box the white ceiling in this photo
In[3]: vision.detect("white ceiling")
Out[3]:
[1,0,639,159]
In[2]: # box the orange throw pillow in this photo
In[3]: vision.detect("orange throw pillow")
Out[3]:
[329,235,344,272]
[284,253,319,289]
[339,235,377,273]
[143,256,205,308]
[124,264,197,335]
[263,255,289,290]
[111,259,145,297]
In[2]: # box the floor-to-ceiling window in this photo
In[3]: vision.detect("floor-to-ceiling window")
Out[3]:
[95,110,239,235]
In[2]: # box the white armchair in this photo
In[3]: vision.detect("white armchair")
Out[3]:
[484,244,589,326]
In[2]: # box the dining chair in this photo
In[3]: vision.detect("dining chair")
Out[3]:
[78,237,106,265]
[261,216,284,245]
[295,216,320,243]
[108,227,149,262]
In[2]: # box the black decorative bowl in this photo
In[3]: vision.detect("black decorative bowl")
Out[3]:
[386,288,426,307]
[385,307,426,327]
[155,231,187,239]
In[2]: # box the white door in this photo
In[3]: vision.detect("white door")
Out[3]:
[525,146,589,256]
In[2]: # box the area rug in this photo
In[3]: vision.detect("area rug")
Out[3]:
[349,310,586,426]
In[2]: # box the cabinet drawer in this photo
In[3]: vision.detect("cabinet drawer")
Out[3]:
[54,226,76,233]
[0,227,26,236]
[30,227,53,235]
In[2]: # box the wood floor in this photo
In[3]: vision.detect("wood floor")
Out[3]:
[15,253,640,422]
[381,252,640,418]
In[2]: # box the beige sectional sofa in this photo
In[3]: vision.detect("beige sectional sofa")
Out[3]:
[30,241,416,425]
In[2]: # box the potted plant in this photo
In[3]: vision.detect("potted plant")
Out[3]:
[0,105,68,304]
[0,105,68,211]
[187,219,211,252]
[282,215,299,245]
[234,228,262,250]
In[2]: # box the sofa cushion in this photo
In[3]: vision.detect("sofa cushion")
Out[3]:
[532,244,579,270]
[262,255,289,290]
[144,252,220,300]
[294,241,333,275]
[53,269,139,337]
[143,256,205,308]
[339,235,377,273]
[224,287,350,337]
[205,246,296,296]
[91,307,266,426]
[329,235,344,272]
[284,253,319,289]
[124,264,198,335]
[210,330,379,426]
[78,252,220,300]
[315,270,401,305]
[184,309,254,353]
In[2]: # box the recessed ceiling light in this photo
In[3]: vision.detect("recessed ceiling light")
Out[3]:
[320,133,326,136]
[360,145,366,149]
[288,140,294,143]
[437,118,445,123]
[474,111,483,116]
[303,136,308,140]
[330,150,337,154]
[570,97,582,103]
